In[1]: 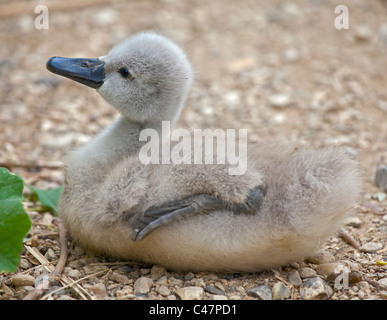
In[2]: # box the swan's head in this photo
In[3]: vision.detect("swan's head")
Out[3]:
[47,32,193,124]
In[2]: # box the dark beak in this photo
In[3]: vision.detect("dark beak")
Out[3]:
[46,57,105,89]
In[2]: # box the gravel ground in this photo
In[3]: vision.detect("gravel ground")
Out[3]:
[0,0,386,300]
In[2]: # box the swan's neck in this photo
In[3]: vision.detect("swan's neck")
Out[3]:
[68,117,162,167]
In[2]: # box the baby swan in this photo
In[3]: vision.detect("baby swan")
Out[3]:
[47,32,361,272]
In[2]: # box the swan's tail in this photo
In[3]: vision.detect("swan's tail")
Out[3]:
[259,145,362,241]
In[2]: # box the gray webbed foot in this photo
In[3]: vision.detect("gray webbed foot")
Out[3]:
[129,186,265,241]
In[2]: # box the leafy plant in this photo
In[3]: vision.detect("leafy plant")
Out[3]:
[27,184,63,214]
[0,168,31,273]
[0,167,63,273]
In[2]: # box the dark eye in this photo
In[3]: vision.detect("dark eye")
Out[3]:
[118,67,133,79]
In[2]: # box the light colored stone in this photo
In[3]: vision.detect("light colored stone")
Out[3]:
[377,277,387,290]
[155,275,168,286]
[67,269,82,279]
[288,270,302,286]
[283,48,299,62]
[344,216,362,228]
[1,283,14,296]
[112,272,131,284]
[214,282,225,292]
[150,265,166,280]
[156,285,171,297]
[84,282,107,299]
[354,24,372,42]
[306,252,335,264]
[247,285,272,300]
[236,285,246,294]
[379,290,387,299]
[193,278,205,288]
[359,242,383,253]
[300,277,333,300]
[169,277,184,286]
[316,263,345,277]
[272,282,291,300]
[298,267,317,279]
[44,248,57,261]
[212,295,228,300]
[269,93,291,108]
[203,273,218,281]
[18,258,32,270]
[175,286,204,300]
[11,274,35,287]
[134,276,153,295]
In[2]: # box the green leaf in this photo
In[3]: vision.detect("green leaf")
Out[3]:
[0,167,32,273]
[27,185,63,214]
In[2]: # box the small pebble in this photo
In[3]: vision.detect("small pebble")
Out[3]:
[357,290,365,299]
[67,269,82,279]
[117,265,133,273]
[357,281,370,291]
[344,216,362,228]
[83,264,107,275]
[1,283,14,296]
[377,192,386,202]
[169,277,184,286]
[112,272,131,284]
[203,273,218,281]
[140,268,151,275]
[214,282,225,291]
[184,272,195,281]
[44,248,58,261]
[377,277,387,289]
[288,270,302,286]
[289,262,300,269]
[316,263,345,277]
[298,267,317,279]
[133,277,153,295]
[299,277,333,300]
[306,251,335,264]
[84,282,106,299]
[156,285,171,297]
[247,285,272,300]
[18,258,32,270]
[269,93,291,108]
[354,25,372,42]
[175,286,204,300]
[272,282,291,300]
[155,276,168,286]
[150,265,166,280]
[11,274,35,287]
[359,242,383,253]
[283,48,299,62]
[193,278,205,288]
[205,284,225,296]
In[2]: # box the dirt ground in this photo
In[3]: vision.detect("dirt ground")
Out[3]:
[0,0,386,301]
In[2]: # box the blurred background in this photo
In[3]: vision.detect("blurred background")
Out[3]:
[0,0,386,192]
